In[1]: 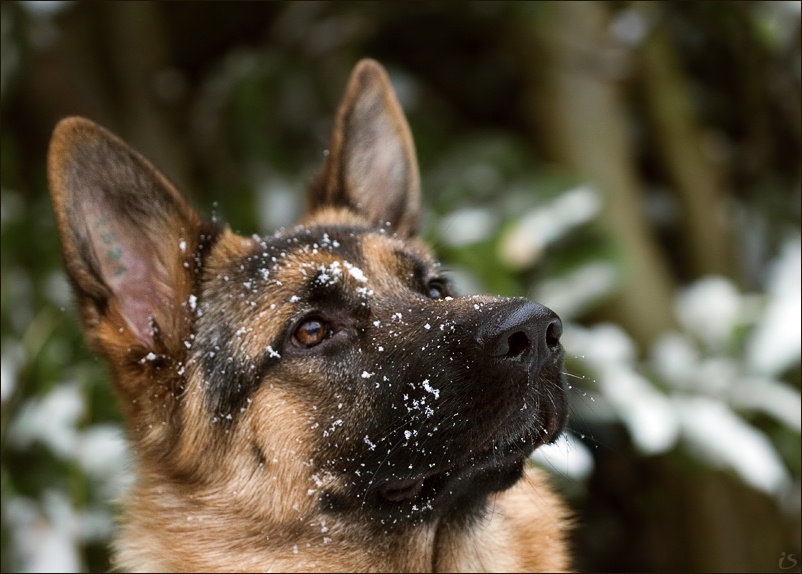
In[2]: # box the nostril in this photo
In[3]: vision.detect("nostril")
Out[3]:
[506,331,531,358]
[545,319,562,348]
[474,300,562,365]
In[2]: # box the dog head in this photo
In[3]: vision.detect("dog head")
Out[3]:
[48,60,566,531]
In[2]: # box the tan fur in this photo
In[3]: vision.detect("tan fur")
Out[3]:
[115,466,566,572]
[48,59,572,572]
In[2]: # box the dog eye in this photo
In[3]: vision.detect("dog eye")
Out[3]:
[426,280,447,300]
[293,318,331,348]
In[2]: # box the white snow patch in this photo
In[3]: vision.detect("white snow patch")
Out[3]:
[439,207,498,247]
[422,379,440,400]
[676,276,742,350]
[730,376,801,432]
[674,397,790,495]
[4,491,83,573]
[530,262,617,321]
[323,419,343,437]
[530,433,594,480]
[344,262,368,282]
[316,261,343,286]
[499,184,601,268]
[356,286,374,297]
[602,365,679,454]
[651,333,700,391]
[746,237,802,376]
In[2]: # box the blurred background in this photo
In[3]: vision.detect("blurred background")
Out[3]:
[1,1,800,572]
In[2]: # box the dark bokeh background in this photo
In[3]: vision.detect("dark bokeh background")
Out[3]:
[1,2,800,572]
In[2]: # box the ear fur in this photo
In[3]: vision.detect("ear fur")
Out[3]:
[307,59,421,237]
[48,117,214,369]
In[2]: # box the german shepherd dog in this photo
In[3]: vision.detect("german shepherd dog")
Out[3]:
[48,59,570,572]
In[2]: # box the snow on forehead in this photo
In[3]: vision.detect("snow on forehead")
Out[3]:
[241,226,438,292]
[243,228,370,286]
[314,260,368,285]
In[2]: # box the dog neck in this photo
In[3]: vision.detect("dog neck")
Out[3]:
[113,474,440,572]
[111,465,567,572]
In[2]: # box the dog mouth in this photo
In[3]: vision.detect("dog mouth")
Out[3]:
[322,365,569,521]
[376,438,539,506]
[375,450,527,512]
[377,457,460,503]
[379,477,426,502]
[376,410,565,506]
[321,430,548,523]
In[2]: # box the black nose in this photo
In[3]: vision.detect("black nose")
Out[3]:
[475,299,562,371]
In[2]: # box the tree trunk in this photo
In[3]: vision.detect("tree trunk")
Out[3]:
[637,10,736,281]
[516,1,678,349]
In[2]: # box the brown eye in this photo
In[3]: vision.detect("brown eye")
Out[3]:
[426,280,447,300]
[293,318,330,348]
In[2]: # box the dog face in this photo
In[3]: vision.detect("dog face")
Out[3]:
[192,223,566,527]
[48,59,566,549]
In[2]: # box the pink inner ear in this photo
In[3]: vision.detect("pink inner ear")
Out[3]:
[85,207,167,347]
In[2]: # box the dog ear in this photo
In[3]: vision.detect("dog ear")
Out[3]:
[48,117,212,361]
[308,59,421,237]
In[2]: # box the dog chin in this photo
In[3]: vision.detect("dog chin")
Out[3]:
[322,409,566,527]
[320,456,525,528]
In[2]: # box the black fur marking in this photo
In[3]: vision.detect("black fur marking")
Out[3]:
[393,249,450,297]
[320,455,526,530]
[199,322,282,424]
